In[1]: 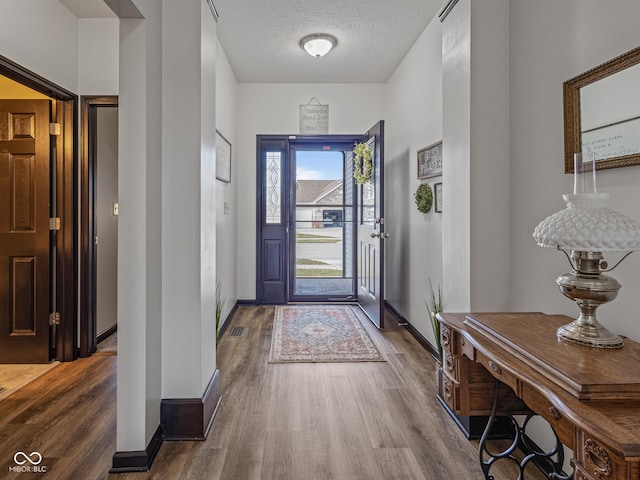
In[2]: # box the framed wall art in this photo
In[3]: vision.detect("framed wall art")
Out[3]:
[434,182,442,213]
[216,130,232,183]
[417,141,442,179]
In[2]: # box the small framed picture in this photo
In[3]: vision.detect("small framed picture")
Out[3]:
[417,141,442,179]
[216,130,232,183]
[434,182,442,213]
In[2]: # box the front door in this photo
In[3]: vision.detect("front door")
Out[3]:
[256,125,386,319]
[356,121,385,328]
[0,100,51,363]
[290,142,357,301]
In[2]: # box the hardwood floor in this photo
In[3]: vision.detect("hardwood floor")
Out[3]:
[111,305,548,480]
[0,306,550,479]
[0,354,116,479]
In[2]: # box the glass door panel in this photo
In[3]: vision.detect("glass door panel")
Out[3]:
[292,149,355,299]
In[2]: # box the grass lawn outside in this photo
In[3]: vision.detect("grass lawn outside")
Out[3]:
[296,233,334,239]
[296,238,341,243]
[296,258,329,265]
[296,268,344,277]
[296,233,341,244]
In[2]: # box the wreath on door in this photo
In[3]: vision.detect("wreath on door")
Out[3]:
[353,142,373,185]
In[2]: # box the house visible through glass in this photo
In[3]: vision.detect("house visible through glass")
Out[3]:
[293,149,355,297]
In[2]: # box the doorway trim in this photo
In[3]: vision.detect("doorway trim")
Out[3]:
[79,96,119,357]
[0,55,78,362]
[255,134,361,305]
[288,140,358,302]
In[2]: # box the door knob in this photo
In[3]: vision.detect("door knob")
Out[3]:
[370,232,390,239]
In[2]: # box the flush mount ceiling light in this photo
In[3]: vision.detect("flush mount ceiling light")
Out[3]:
[300,33,337,58]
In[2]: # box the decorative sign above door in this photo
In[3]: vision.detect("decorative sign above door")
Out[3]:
[300,97,328,134]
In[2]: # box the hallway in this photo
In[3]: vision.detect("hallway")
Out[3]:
[111,306,546,480]
[0,306,548,479]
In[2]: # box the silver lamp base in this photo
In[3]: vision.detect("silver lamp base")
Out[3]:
[556,315,624,349]
[555,251,624,349]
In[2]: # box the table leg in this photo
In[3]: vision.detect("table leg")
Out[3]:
[478,379,573,480]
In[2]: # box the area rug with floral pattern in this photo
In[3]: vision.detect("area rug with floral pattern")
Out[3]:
[269,305,385,363]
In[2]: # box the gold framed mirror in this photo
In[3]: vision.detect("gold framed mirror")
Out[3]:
[564,46,640,173]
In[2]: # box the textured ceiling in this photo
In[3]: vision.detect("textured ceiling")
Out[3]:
[214,0,442,83]
[57,0,442,84]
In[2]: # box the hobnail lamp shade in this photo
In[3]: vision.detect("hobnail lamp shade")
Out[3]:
[533,193,640,252]
[300,34,337,57]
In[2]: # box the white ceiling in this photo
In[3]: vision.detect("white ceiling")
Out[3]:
[58,0,442,84]
[214,0,442,83]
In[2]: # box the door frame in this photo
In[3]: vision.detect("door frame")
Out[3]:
[79,96,118,357]
[0,55,78,362]
[288,138,358,303]
[256,134,362,305]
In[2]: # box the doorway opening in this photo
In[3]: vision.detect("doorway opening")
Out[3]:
[80,96,119,357]
[291,148,355,299]
[256,122,386,327]
[0,55,78,363]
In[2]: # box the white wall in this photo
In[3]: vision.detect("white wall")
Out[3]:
[117,0,219,452]
[0,0,79,92]
[118,7,161,452]
[78,19,119,95]
[441,4,471,312]
[198,0,218,391]
[235,83,386,299]
[509,0,640,343]
[385,18,443,344]
[160,0,218,399]
[441,0,511,313]
[96,107,119,336]
[215,43,238,323]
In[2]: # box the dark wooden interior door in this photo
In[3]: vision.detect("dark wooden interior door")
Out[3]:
[0,99,51,363]
[357,121,385,328]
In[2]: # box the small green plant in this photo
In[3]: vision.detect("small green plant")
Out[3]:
[215,279,226,345]
[425,279,443,362]
[414,183,433,213]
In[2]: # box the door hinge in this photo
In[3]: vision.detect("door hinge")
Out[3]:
[49,123,61,136]
[49,312,61,326]
[49,217,61,231]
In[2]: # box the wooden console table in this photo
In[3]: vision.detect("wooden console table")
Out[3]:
[437,312,640,480]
